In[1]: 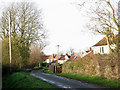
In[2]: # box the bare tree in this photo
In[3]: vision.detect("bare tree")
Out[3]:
[86,0,119,53]
[28,44,44,68]
[0,2,46,47]
[67,48,75,56]
[0,2,47,69]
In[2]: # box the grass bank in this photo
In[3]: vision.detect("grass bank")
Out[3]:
[23,66,43,72]
[43,68,54,74]
[3,72,56,88]
[58,73,119,88]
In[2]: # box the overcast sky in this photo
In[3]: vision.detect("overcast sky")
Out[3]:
[35,0,104,55]
[0,0,105,55]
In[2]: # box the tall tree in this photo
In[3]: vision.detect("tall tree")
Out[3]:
[0,2,47,69]
[86,0,119,53]
[0,2,46,46]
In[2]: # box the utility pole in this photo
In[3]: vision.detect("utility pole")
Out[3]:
[55,45,60,73]
[56,45,60,55]
[118,1,120,51]
[118,1,120,81]
[9,11,12,73]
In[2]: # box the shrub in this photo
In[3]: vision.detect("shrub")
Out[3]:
[2,38,23,75]
[27,44,44,69]
[42,63,49,67]
[62,52,119,80]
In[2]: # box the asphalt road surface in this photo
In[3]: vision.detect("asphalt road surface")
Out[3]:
[29,69,110,89]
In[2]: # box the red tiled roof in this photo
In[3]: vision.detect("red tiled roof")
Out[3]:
[66,55,76,62]
[59,56,65,60]
[86,50,90,53]
[46,54,59,59]
[93,35,118,46]
[70,55,75,59]
[48,55,52,59]
[43,55,49,60]
[53,54,59,59]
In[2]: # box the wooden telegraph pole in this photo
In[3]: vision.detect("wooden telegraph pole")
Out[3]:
[55,45,60,73]
[9,11,12,73]
[118,1,120,80]
[57,45,60,55]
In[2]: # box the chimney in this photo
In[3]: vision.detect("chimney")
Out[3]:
[90,47,92,51]
[52,54,54,62]
[65,53,67,56]
[52,54,54,58]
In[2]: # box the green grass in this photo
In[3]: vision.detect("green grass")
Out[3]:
[23,66,43,72]
[23,68,33,72]
[43,68,54,74]
[33,66,43,70]
[44,69,54,74]
[58,73,119,88]
[3,72,57,88]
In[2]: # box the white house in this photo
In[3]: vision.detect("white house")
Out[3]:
[91,35,117,54]
[43,54,60,63]
[57,54,70,64]
[43,53,78,64]
[57,54,79,64]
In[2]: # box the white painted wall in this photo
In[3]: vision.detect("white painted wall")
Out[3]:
[57,60,65,64]
[92,44,116,54]
[65,55,69,60]
[43,55,61,63]
[43,59,53,63]
[79,51,92,58]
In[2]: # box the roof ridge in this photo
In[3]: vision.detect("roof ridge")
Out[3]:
[93,34,118,46]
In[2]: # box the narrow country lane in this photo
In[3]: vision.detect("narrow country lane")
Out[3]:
[29,69,108,89]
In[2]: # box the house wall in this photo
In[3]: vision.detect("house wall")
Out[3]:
[43,58,59,64]
[80,51,92,58]
[65,55,69,60]
[43,59,53,63]
[57,60,65,64]
[92,44,115,54]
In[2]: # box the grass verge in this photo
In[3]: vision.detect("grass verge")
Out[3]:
[3,72,56,88]
[43,68,54,74]
[23,66,43,72]
[58,73,119,88]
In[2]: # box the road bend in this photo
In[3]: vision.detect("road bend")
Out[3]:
[29,69,109,89]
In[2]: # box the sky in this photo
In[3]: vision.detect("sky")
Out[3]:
[35,0,104,55]
[0,0,105,55]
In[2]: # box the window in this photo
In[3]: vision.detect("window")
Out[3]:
[100,47,104,53]
[100,47,101,53]
[102,47,104,53]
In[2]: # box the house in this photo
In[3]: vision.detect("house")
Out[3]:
[66,55,78,62]
[75,48,92,58]
[42,55,51,63]
[43,53,78,64]
[57,54,78,64]
[43,55,49,60]
[43,54,60,63]
[91,35,117,54]
[57,53,70,64]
